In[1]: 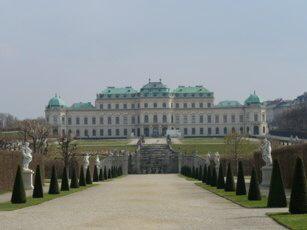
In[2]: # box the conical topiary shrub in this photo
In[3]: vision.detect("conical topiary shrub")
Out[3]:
[289,157,307,214]
[207,165,212,185]
[267,159,287,208]
[79,166,86,186]
[211,167,217,187]
[93,165,99,182]
[33,165,44,198]
[70,166,79,188]
[199,166,203,181]
[61,166,70,191]
[99,168,103,181]
[108,168,112,179]
[202,165,207,184]
[86,166,92,184]
[48,165,60,194]
[217,165,225,189]
[195,168,199,180]
[11,165,26,203]
[192,166,195,179]
[225,163,235,192]
[248,167,261,200]
[236,161,246,195]
[104,166,107,180]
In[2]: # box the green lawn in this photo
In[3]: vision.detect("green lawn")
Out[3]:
[268,213,307,230]
[195,182,268,208]
[0,184,97,211]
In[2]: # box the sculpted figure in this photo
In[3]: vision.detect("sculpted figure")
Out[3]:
[83,153,90,170]
[95,155,100,168]
[21,142,33,172]
[205,152,211,167]
[214,152,220,168]
[261,138,272,166]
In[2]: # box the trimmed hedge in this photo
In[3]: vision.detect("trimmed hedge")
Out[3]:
[217,165,225,189]
[225,163,235,192]
[211,167,217,187]
[79,166,86,187]
[11,165,26,203]
[93,165,99,182]
[202,165,207,184]
[48,165,60,195]
[99,168,103,181]
[33,165,44,198]
[61,166,70,191]
[248,167,261,201]
[70,167,79,188]
[236,161,246,195]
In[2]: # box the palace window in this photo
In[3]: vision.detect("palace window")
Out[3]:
[216,127,219,135]
[153,115,158,123]
[92,117,96,125]
[199,115,204,123]
[162,103,167,108]
[123,116,128,125]
[208,127,212,135]
[223,127,227,135]
[123,104,127,109]
[191,103,195,108]
[76,129,80,137]
[108,117,112,124]
[239,115,244,123]
[262,113,265,122]
[200,128,204,135]
[144,115,149,123]
[192,128,196,135]
[115,104,119,109]
[116,129,120,136]
[92,129,96,136]
[99,104,103,109]
[223,115,227,123]
[231,115,235,123]
[131,116,136,124]
[184,103,187,108]
[76,117,80,125]
[131,104,135,109]
[175,115,180,123]
[163,115,167,123]
[254,113,259,122]
[183,115,188,124]
[199,103,203,108]
[108,104,111,109]
[84,129,88,137]
[100,129,104,136]
[207,103,211,108]
[207,115,212,123]
[154,103,157,108]
[176,103,179,108]
[215,115,219,123]
[191,115,196,123]
[84,117,88,125]
[99,117,104,124]
[240,127,244,134]
[184,128,188,135]
[68,117,72,125]
[68,129,72,135]
[124,129,128,136]
[108,129,112,136]
[115,117,120,124]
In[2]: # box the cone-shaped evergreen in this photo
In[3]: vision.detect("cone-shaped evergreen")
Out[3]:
[248,167,261,200]
[217,165,225,189]
[33,165,44,198]
[104,166,108,180]
[192,166,195,178]
[86,166,92,184]
[225,163,235,192]
[211,167,217,187]
[267,160,287,207]
[289,157,307,214]
[108,168,112,179]
[70,166,79,188]
[11,165,26,203]
[236,161,246,195]
[195,168,199,180]
[207,165,212,185]
[199,166,203,181]
[93,165,99,182]
[48,165,60,194]
[79,166,86,186]
[61,166,70,191]
[99,168,103,181]
[202,165,207,183]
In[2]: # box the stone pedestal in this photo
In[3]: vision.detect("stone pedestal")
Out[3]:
[22,170,34,190]
[261,166,272,187]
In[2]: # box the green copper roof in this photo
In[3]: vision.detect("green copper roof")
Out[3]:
[216,100,242,108]
[173,85,210,94]
[47,95,67,108]
[140,81,169,93]
[101,87,137,95]
[245,92,261,105]
[70,102,95,110]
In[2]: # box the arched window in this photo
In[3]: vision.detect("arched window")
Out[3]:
[92,129,96,136]
[162,103,167,108]
[162,115,167,123]
[144,115,149,123]
[154,103,157,108]
[215,127,219,135]
[253,126,259,135]
[84,129,88,137]
[153,115,158,123]
[263,126,266,134]
[223,127,227,135]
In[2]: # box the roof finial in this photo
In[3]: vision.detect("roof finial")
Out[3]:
[149,78,151,83]
[159,78,161,82]
[254,90,256,95]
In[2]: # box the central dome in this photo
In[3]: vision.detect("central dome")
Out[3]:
[47,95,67,108]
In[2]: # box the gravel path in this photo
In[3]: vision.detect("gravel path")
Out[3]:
[0,174,284,230]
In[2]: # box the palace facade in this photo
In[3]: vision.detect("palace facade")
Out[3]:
[45,80,268,138]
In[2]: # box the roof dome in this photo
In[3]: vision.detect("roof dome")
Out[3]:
[244,92,261,106]
[47,95,67,108]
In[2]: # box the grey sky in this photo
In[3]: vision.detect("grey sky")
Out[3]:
[1,0,306,119]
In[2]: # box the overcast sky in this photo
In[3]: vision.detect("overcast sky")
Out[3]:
[1,0,307,119]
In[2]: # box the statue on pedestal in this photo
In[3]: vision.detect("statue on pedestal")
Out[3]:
[214,152,220,173]
[205,152,211,167]
[83,153,90,172]
[95,155,100,170]
[20,142,34,189]
[260,138,273,186]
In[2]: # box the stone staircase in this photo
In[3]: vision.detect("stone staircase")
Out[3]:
[138,145,179,174]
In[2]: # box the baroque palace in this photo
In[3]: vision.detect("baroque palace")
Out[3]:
[45,80,268,138]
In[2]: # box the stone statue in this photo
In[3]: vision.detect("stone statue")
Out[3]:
[95,155,100,169]
[83,153,90,171]
[205,152,211,167]
[214,152,220,168]
[261,138,272,166]
[21,142,33,172]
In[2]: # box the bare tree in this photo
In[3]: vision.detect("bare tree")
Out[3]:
[58,134,78,169]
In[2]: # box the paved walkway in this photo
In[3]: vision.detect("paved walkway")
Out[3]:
[0,175,285,230]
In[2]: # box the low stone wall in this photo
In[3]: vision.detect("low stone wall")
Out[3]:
[0,150,44,192]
